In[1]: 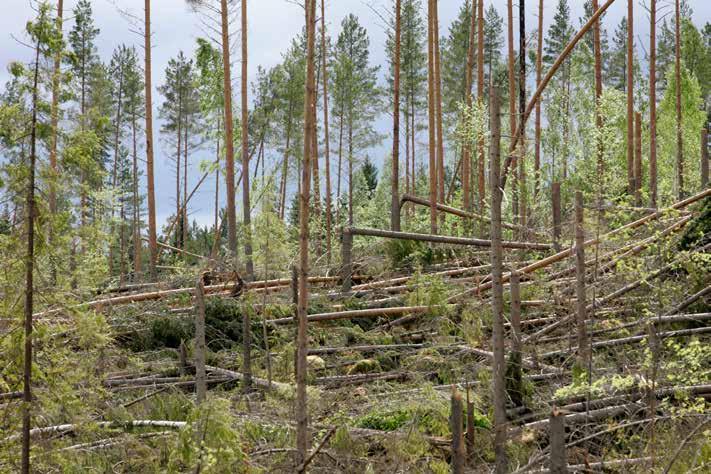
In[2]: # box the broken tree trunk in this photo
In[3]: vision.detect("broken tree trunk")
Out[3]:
[549,407,568,474]
[450,387,465,474]
[194,274,207,403]
[574,192,589,368]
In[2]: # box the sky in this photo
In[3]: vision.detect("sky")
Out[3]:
[2,0,710,227]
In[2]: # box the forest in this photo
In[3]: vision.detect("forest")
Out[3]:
[0,0,710,472]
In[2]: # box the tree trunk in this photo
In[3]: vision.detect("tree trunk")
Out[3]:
[477,0,485,231]
[549,408,568,473]
[649,0,658,207]
[702,127,709,188]
[132,114,142,277]
[508,271,523,406]
[450,388,465,474]
[462,0,476,217]
[194,274,207,403]
[240,0,253,391]
[518,0,526,229]
[296,0,316,464]
[427,0,437,234]
[175,87,183,249]
[183,114,189,249]
[433,0,445,224]
[21,34,41,474]
[489,89,507,474]
[674,0,683,199]
[242,0,254,281]
[336,105,344,226]
[391,0,402,232]
[506,0,518,224]
[635,112,643,206]
[626,0,635,194]
[221,0,238,261]
[574,191,589,368]
[144,0,158,279]
[321,0,333,264]
[110,65,125,274]
[534,0,543,200]
[214,117,221,251]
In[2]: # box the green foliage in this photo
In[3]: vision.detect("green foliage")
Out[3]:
[169,398,247,473]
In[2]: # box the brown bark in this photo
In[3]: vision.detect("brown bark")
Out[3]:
[501,0,616,188]
[427,0,437,234]
[175,83,183,248]
[635,111,643,206]
[221,0,238,259]
[574,191,589,368]
[462,0,476,216]
[675,0,684,199]
[110,63,125,274]
[488,89,507,474]
[518,0,527,228]
[433,0,445,220]
[552,182,561,251]
[132,113,142,276]
[626,0,635,194]
[296,0,316,463]
[321,0,332,264]
[649,0,658,207]
[194,274,207,403]
[702,127,709,188]
[391,0,402,231]
[476,0,485,219]
[534,0,543,199]
[242,0,254,280]
[508,271,523,406]
[21,33,41,474]
[450,388,465,474]
[240,0,253,391]
[593,0,604,182]
[49,0,63,217]
[183,114,189,248]
[506,0,518,224]
[145,0,158,278]
[549,408,568,473]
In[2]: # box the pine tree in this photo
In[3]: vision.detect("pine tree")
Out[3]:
[483,5,504,90]
[332,14,381,225]
[441,2,475,117]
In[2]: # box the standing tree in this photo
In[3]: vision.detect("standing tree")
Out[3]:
[391,0,402,231]
[626,0,635,195]
[534,0,543,199]
[241,0,254,282]
[650,0,658,207]
[427,0,437,233]
[320,0,333,262]
[144,0,158,278]
[674,0,683,199]
[296,0,316,464]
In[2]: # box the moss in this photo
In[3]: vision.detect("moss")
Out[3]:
[357,409,409,431]
[348,359,382,375]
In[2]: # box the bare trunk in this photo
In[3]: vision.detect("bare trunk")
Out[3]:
[427,0,437,234]
[242,0,254,281]
[433,0,445,223]
[110,66,125,274]
[626,0,635,194]
[462,0,476,217]
[574,191,589,368]
[183,115,189,248]
[552,182,561,252]
[221,0,238,260]
[145,0,158,279]
[132,114,141,277]
[489,89,507,474]
[534,0,543,199]
[194,274,207,403]
[321,0,332,264]
[506,0,518,224]
[635,111,642,206]
[518,0,526,228]
[391,0,402,232]
[549,408,568,473]
[240,0,253,391]
[674,0,683,199]
[508,271,523,406]
[477,0,485,229]
[296,0,317,463]
[49,0,63,217]
[336,106,344,225]
[175,89,183,249]
[702,127,709,188]
[450,388,465,474]
[649,0,658,207]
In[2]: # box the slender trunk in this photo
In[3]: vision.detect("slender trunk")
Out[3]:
[336,106,344,225]
[132,114,141,277]
[508,271,523,406]
[626,0,635,194]
[574,191,589,368]
[702,127,709,189]
[183,115,189,249]
[593,0,604,196]
[427,0,437,234]
[506,0,518,224]
[463,0,476,216]
[242,0,254,281]
[119,193,127,285]
[145,0,157,279]
[296,0,316,463]
[194,274,207,403]
[280,101,294,220]
[433,0,445,221]
[635,111,642,206]
[221,0,238,260]
[489,89,507,474]
[518,0,526,229]
[477,0,485,226]
[214,117,221,250]
[348,121,354,225]
[534,0,543,200]
[175,89,183,249]
[321,0,332,264]
[391,0,402,231]
[111,66,124,274]
[48,0,63,278]
[21,36,41,474]
[451,389,465,474]
[649,0,657,207]
[674,0,683,199]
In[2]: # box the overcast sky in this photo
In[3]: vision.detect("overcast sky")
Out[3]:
[2,0,709,227]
